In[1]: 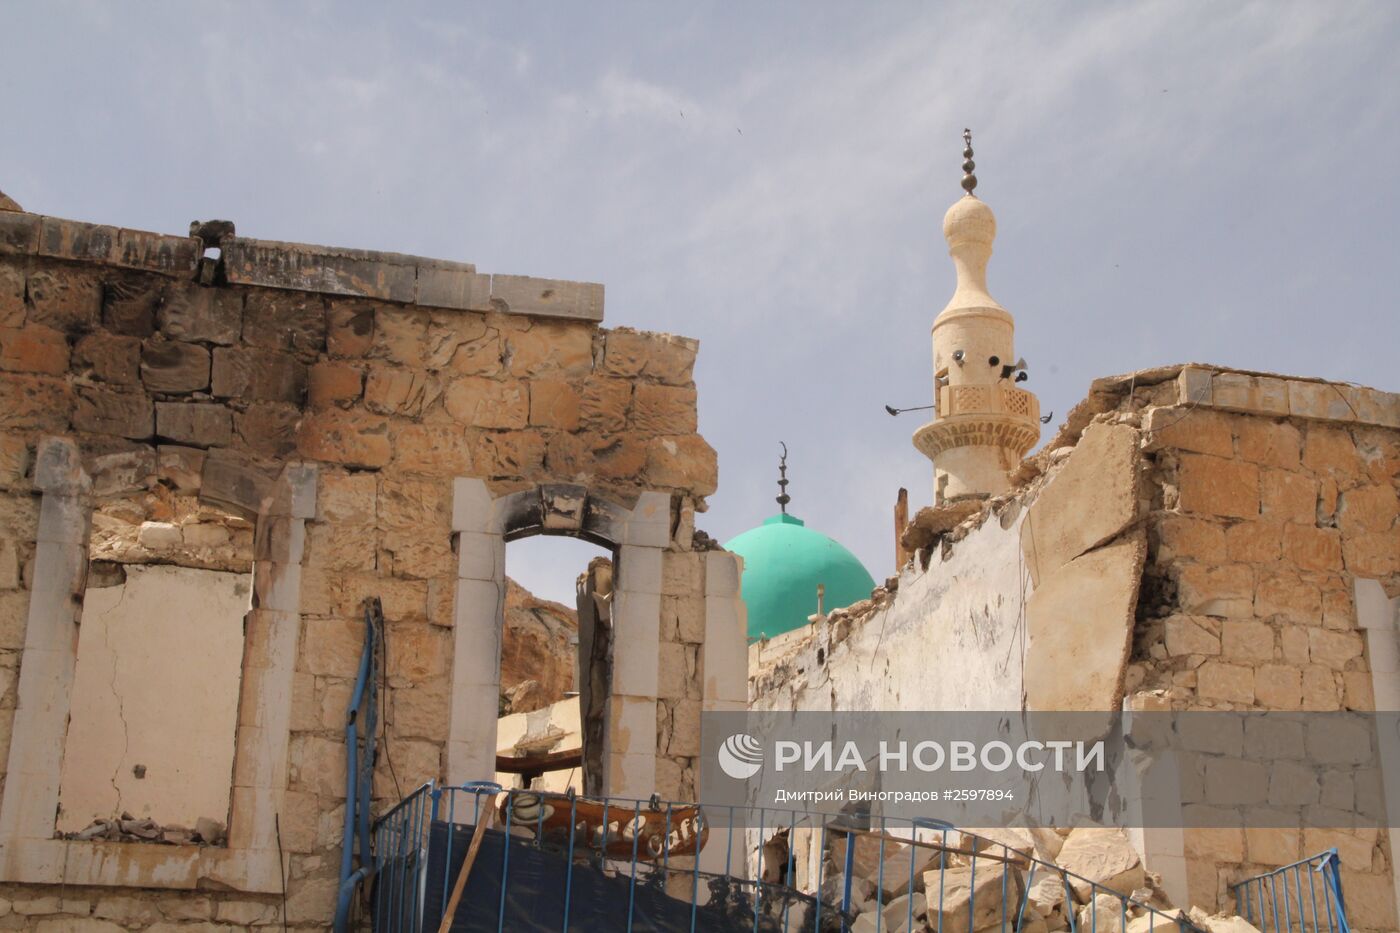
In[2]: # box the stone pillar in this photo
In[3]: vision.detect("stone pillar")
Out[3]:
[602,491,670,798]
[1355,578,1400,919]
[225,462,316,890]
[700,550,749,877]
[446,478,506,785]
[0,437,89,850]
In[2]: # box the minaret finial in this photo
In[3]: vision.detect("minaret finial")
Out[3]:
[776,442,791,514]
[961,128,977,195]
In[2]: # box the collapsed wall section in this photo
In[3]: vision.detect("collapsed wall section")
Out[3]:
[749,362,1400,927]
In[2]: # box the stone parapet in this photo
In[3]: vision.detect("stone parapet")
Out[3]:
[0,210,604,322]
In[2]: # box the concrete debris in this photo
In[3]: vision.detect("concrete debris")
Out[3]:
[898,500,984,555]
[64,814,224,846]
[803,825,1276,933]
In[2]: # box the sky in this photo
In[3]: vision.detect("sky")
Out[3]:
[4,2,1398,604]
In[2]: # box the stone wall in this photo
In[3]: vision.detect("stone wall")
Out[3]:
[749,363,1400,931]
[1123,366,1400,928]
[0,207,743,928]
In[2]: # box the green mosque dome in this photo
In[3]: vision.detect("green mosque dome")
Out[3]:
[724,512,877,642]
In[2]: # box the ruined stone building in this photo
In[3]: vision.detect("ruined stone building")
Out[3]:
[0,190,748,927]
[0,127,1396,932]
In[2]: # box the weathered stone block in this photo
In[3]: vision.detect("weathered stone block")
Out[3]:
[489,274,602,321]
[1301,665,1341,710]
[307,360,363,409]
[200,450,277,517]
[24,267,101,332]
[1152,514,1226,564]
[601,328,698,384]
[1210,372,1290,415]
[924,862,1018,933]
[1282,524,1342,572]
[444,376,527,429]
[73,386,153,439]
[317,470,377,524]
[1254,571,1321,625]
[1301,425,1361,477]
[1164,614,1220,656]
[631,383,698,435]
[579,378,632,431]
[1341,530,1400,577]
[1143,406,1233,457]
[1224,520,1281,562]
[1024,530,1146,712]
[296,409,391,468]
[645,435,718,495]
[211,346,307,402]
[1307,627,1363,669]
[1177,563,1254,618]
[1196,661,1254,704]
[1259,468,1316,524]
[139,336,210,392]
[1306,715,1374,765]
[155,402,232,447]
[1221,618,1274,662]
[504,323,594,377]
[0,325,69,375]
[0,260,25,327]
[528,380,581,429]
[1338,483,1399,536]
[73,332,140,384]
[1024,422,1139,585]
[235,402,301,458]
[1253,664,1302,709]
[1178,453,1258,519]
[242,289,326,356]
[223,237,417,303]
[156,283,242,344]
[391,424,474,474]
[474,431,546,478]
[449,331,504,376]
[101,276,158,336]
[157,444,205,493]
[326,301,375,358]
[1234,418,1301,469]
[417,265,491,312]
[1055,828,1144,901]
[363,365,439,417]
[1288,380,1358,422]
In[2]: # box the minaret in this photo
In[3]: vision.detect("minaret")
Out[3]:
[913,131,1041,503]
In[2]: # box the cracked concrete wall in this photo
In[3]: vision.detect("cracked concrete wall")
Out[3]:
[57,564,249,834]
[0,207,732,928]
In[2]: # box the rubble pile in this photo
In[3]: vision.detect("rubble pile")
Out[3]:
[63,813,227,846]
[814,827,1262,933]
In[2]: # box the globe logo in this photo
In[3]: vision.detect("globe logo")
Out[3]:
[717,733,764,780]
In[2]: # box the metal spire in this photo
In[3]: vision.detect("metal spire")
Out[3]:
[961,128,977,195]
[776,442,791,514]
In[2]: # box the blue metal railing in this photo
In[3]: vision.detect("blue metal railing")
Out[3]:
[1231,850,1350,933]
[363,781,1200,932]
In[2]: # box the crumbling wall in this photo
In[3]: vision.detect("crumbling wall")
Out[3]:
[1120,366,1400,927]
[0,205,733,928]
[749,363,1400,930]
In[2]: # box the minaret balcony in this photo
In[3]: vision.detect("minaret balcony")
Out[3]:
[912,383,1041,460]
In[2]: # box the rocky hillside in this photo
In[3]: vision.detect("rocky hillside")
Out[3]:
[500,577,578,715]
